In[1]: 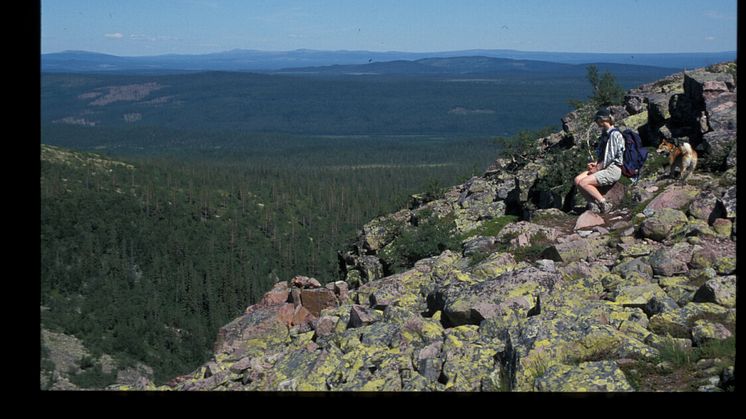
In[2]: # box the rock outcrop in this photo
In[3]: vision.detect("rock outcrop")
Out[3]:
[158,62,736,393]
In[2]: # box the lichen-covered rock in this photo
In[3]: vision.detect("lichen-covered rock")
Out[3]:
[688,190,725,223]
[213,304,292,357]
[663,284,698,307]
[356,267,430,312]
[442,267,559,327]
[648,303,730,338]
[648,242,693,276]
[440,325,505,391]
[541,236,608,263]
[611,257,654,280]
[534,361,633,392]
[617,240,657,258]
[496,221,560,248]
[348,305,382,329]
[362,208,412,252]
[712,218,733,237]
[470,252,520,280]
[610,284,669,310]
[640,208,688,241]
[693,276,736,308]
[462,235,499,256]
[690,320,732,347]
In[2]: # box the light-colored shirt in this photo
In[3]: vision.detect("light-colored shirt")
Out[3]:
[598,127,625,170]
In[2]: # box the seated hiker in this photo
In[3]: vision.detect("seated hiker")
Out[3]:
[574,109,625,214]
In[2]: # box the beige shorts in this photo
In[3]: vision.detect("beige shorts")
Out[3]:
[594,164,622,186]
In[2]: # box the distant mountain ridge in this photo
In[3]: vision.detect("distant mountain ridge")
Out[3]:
[41,49,736,74]
[273,56,677,76]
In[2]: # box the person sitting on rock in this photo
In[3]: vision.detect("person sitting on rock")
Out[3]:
[574,108,625,214]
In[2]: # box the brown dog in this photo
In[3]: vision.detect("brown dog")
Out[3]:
[656,138,698,181]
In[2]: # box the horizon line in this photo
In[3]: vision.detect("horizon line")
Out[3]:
[41,48,739,58]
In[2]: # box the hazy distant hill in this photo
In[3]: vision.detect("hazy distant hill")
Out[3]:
[41,49,736,74]
[273,56,677,77]
[41,63,676,138]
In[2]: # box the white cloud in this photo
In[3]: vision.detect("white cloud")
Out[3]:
[104,32,124,39]
[130,34,180,42]
[705,36,717,41]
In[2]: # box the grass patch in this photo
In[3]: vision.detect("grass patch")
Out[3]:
[471,215,520,237]
[695,335,736,360]
[466,250,492,267]
[655,336,694,368]
[381,211,463,274]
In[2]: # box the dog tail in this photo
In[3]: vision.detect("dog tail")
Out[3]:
[680,142,694,155]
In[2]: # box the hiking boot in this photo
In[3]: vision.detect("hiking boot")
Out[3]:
[587,201,601,213]
[599,200,613,214]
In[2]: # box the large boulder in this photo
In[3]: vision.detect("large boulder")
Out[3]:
[688,190,726,223]
[693,276,736,308]
[612,282,678,317]
[647,242,693,276]
[300,288,338,317]
[611,257,654,280]
[684,70,735,103]
[705,92,737,132]
[690,320,732,347]
[624,94,646,115]
[213,304,292,357]
[645,93,673,127]
[644,184,701,212]
[442,267,559,327]
[698,130,737,171]
[356,268,430,312]
[639,208,688,241]
[541,236,609,263]
[496,221,560,248]
[648,303,730,338]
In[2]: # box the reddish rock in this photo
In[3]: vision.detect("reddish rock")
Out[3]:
[333,281,349,301]
[314,315,339,339]
[349,304,377,328]
[574,210,605,231]
[214,303,291,354]
[598,182,626,206]
[276,303,296,326]
[291,305,316,328]
[300,288,338,317]
[291,275,322,289]
[259,282,290,306]
[229,357,253,374]
[291,288,302,307]
[645,185,700,212]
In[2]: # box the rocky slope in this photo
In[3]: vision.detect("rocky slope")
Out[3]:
[140,62,736,392]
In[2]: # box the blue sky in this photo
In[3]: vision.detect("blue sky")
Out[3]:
[41,0,738,55]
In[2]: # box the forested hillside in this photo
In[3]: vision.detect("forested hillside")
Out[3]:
[40,134,506,385]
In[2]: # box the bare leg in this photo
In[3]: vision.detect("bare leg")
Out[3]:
[577,172,605,202]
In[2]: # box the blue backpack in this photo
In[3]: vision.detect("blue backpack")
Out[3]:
[598,128,648,179]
